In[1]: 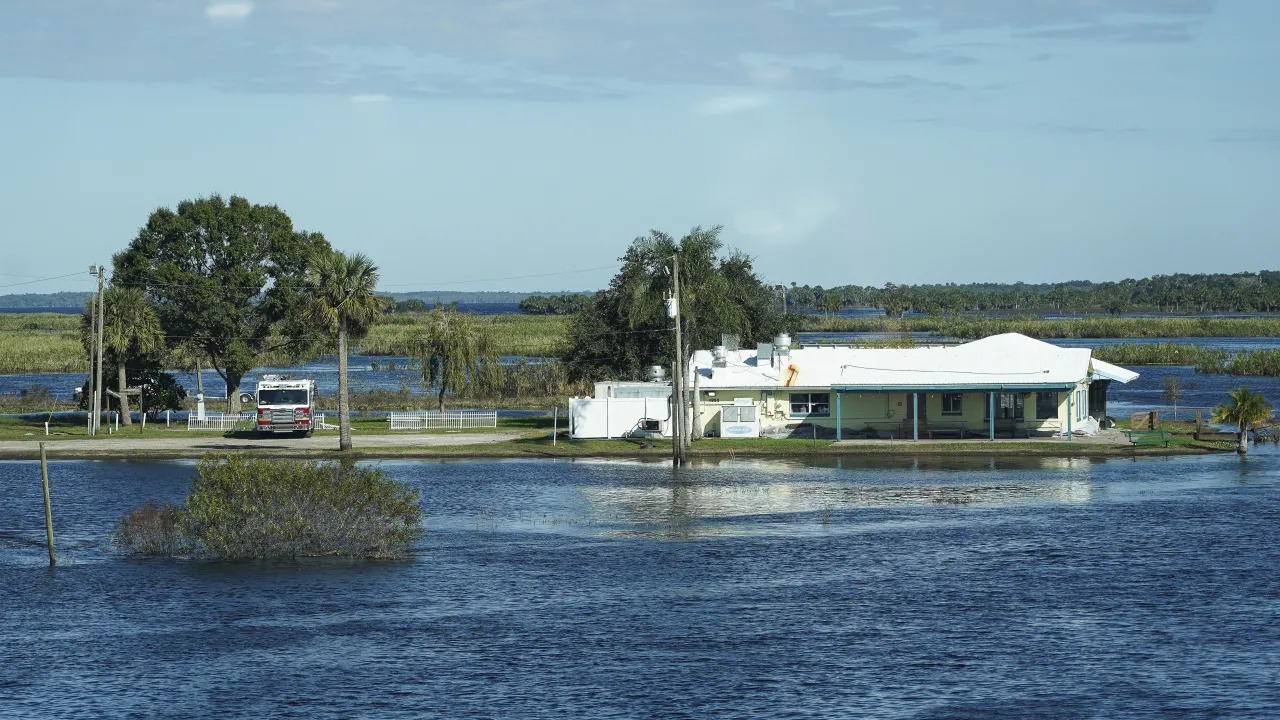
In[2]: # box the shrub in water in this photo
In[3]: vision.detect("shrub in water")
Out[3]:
[115,501,191,556]
[115,456,423,560]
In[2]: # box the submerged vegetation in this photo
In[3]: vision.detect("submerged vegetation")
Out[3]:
[114,455,423,560]
[1088,343,1228,370]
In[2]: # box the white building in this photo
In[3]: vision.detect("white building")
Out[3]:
[569,332,1138,441]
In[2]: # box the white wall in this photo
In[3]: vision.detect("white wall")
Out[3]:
[569,397,672,439]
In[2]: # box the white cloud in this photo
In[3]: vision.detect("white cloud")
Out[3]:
[205,3,254,21]
[696,94,771,116]
[350,93,392,103]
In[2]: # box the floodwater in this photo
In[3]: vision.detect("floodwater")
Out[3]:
[2,453,1277,718]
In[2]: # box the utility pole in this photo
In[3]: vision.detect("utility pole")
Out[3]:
[94,265,105,435]
[670,253,686,467]
[776,284,788,315]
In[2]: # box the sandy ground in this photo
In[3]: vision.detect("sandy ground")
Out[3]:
[0,431,526,457]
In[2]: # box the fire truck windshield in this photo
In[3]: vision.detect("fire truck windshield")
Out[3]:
[259,389,308,405]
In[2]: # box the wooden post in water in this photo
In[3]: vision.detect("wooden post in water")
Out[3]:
[39,442,56,567]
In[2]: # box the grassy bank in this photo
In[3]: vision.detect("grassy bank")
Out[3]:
[0,414,1234,457]
[791,315,1280,339]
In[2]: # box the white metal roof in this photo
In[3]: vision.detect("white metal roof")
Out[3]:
[1090,358,1141,384]
[690,333,1139,391]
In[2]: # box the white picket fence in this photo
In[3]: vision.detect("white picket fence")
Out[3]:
[388,410,498,430]
[187,412,255,431]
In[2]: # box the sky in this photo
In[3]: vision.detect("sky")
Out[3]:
[1,0,1278,295]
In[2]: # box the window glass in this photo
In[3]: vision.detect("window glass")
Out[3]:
[1036,392,1058,420]
[941,393,963,415]
[983,393,1026,420]
[259,389,308,405]
[789,393,830,416]
[722,406,739,423]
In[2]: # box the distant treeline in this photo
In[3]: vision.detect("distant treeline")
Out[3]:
[0,291,92,308]
[787,272,1280,316]
[388,290,591,304]
[518,294,588,315]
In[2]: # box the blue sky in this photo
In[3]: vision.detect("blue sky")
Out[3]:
[1,0,1277,294]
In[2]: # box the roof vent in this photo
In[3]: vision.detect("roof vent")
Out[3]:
[712,346,728,368]
[756,342,773,365]
[646,365,666,382]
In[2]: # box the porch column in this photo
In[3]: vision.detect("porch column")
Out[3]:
[912,392,919,441]
[1067,390,1073,441]
[989,392,995,440]
[835,391,842,442]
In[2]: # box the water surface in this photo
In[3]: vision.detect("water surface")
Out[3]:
[2,453,1277,718]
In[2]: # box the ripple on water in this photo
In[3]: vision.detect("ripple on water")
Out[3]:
[0,455,1277,718]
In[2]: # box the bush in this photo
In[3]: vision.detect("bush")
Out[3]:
[115,501,191,556]
[114,456,423,560]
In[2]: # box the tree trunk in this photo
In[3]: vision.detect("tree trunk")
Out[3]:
[117,360,132,425]
[226,373,242,415]
[437,357,447,412]
[338,327,352,451]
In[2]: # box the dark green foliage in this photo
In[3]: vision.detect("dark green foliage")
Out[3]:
[112,194,331,413]
[784,271,1280,315]
[393,298,428,313]
[519,294,588,315]
[114,456,424,560]
[565,226,783,381]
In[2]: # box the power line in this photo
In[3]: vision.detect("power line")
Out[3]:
[0,272,93,290]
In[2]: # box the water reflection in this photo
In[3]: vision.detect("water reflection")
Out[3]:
[577,478,1093,540]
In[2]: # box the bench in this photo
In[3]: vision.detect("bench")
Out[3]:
[995,418,1030,438]
[1123,429,1171,448]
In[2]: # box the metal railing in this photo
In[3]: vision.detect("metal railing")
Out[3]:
[388,410,498,430]
[187,412,254,431]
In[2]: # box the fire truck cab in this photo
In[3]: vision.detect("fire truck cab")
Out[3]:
[251,375,317,437]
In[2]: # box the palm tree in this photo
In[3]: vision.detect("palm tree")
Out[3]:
[306,251,383,451]
[89,287,164,426]
[1211,387,1274,455]
[415,305,491,412]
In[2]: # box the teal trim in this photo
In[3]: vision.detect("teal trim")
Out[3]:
[989,392,995,441]
[836,392,842,442]
[912,393,919,442]
[1067,391,1073,440]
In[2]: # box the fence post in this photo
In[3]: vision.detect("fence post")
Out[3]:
[553,406,558,446]
[40,443,56,567]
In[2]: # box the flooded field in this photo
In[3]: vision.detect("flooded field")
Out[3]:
[2,453,1277,717]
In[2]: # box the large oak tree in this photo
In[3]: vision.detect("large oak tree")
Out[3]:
[113,195,330,412]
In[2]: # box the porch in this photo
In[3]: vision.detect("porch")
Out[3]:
[824,386,1088,442]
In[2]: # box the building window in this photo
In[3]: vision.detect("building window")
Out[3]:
[722,406,757,423]
[1036,392,1058,420]
[789,393,830,417]
[984,393,1025,420]
[941,393,963,415]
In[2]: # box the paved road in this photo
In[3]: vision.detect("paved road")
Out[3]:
[0,432,526,457]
